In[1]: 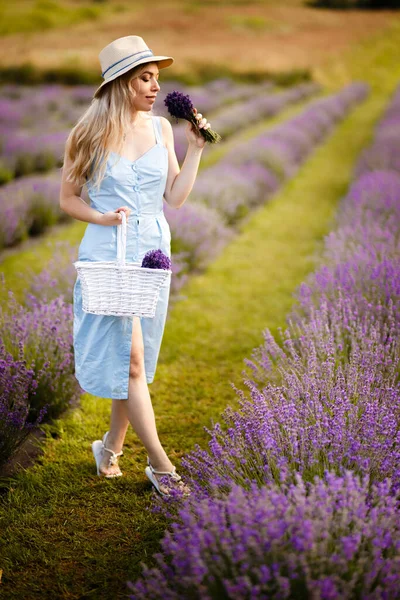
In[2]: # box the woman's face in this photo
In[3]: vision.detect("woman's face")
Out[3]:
[130,63,161,112]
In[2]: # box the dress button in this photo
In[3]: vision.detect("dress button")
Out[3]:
[134,186,140,191]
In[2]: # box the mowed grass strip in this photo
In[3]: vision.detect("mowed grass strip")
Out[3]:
[0,87,393,599]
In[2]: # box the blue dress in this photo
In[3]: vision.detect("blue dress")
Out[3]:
[73,115,171,399]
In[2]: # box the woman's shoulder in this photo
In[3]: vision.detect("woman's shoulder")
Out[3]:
[158,115,173,141]
[157,115,171,127]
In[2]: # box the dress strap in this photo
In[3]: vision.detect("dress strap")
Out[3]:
[153,116,163,146]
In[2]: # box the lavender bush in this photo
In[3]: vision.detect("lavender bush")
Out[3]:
[2,130,68,178]
[178,89,400,500]
[0,272,82,468]
[169,83,320,164]
[0,79,277,181]
[0,340,48,468]
[24,241,78,306]
[126,83,400,596]
[180,297,400,499]
[0,172,77,249]
[355,85,400,177]
[191,83,369,225]
[192,162,280,226]
[295,170,400,327]
[164,201,233,271]
[208,83,320,139]
[127,472,400,600]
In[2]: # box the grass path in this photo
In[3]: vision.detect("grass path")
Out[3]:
[0,86,392,598]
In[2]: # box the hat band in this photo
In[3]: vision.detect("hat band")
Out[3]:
[102,49,154,80]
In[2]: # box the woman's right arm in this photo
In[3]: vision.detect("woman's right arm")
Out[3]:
[59,143,103,224]
[59,144,130,225]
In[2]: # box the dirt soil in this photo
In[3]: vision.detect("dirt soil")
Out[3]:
[0,0,396,75]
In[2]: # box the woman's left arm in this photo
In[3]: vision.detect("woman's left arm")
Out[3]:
[161,108,211,209]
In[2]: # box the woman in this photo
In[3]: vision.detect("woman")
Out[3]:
[59,35,211,496]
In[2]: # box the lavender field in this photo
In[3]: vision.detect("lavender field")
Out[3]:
[1,32,400,599]
[0,81,369,469]
[127,83,400,600]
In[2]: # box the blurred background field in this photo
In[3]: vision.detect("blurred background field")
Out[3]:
[0,0,397,86]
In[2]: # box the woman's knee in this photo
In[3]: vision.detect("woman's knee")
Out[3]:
[129,317,146,379]
[129,347,145,379]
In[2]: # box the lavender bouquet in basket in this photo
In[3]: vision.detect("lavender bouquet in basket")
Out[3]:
[141,249,171,270]
[164,91,222,144]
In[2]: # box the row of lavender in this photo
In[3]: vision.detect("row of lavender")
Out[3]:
[127,86,400,599]
[0,82,319,249]
[167,82,368,288]
[14,82,368,305]
[0,79,305,183]
[0,78,273,139]
[0,82,368,471]
[167,82,319,164]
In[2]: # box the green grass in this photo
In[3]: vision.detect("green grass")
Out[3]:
[0,0,130,36]
[1,18,400,599]
[314,18,400,95]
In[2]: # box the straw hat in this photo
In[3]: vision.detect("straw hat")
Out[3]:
[93,35,174,98]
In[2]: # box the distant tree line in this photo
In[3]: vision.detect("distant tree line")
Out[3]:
[308,0,400,8]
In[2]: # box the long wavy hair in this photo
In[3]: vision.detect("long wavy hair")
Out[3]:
[63,61,158,194]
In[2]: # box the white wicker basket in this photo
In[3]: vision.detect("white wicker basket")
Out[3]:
[73,211,171,318]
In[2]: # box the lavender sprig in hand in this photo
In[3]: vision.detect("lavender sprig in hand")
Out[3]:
[164,91,222,144]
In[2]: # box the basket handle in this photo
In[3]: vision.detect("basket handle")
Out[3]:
[116,210,127,265]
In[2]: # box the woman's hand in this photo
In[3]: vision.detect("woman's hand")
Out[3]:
[99,206,132,225]
[186,107,211,149]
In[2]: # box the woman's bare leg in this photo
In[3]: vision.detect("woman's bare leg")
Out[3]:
[98,399,129,476]
[99,317,184,489]
[110,400,130,447]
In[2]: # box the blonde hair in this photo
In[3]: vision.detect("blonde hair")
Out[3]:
[63,62,158,193]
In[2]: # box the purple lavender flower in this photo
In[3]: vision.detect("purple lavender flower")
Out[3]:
[354,85,400,178]
[0,339,48,468]
[124,80,400,600]
[141,249,172,270]
[164,90,222,144]
[164,90,194,120]
[127,472,400,599]
[2,290,80,422]
[164,201,233,270]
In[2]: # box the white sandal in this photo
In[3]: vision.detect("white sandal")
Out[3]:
[92,431,124,478]
[144,456,191,496]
